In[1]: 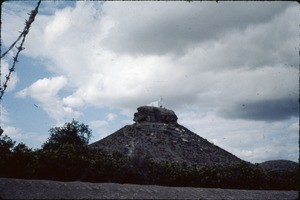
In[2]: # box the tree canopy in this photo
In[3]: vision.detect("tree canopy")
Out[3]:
[42,119,92,151]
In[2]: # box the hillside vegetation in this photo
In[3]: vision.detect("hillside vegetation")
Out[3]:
[0,120,298,190]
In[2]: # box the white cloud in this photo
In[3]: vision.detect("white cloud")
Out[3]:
[0,107,11,124]
[0,59,19,92]
[17,76,67,98]
[15,1,296,121]
[89,120,108,129]
[44,8,72,45]
[3,126,23,139]
[2,2,298,162]
[88,119,111,143]
[0,108,47,148]
[2,125,47,148]
[16,76,81,123]
[62,92,85,108]
[100,1,291,56]
[177,110,298,163]
[1,2,29,50]
[287,122,299,134]
[106,113,117,121]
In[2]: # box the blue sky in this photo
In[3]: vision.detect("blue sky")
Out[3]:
[1,1,299,163]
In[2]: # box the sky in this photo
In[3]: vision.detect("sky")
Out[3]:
[1,1,299,164]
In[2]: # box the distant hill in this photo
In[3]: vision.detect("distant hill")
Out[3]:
[90,106,245,166]
[258,160,299,190]
[259,160,299,172]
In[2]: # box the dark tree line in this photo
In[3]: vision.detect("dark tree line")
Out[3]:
[0,120,298,190]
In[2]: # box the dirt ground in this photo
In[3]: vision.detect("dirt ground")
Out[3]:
[0,178,298,199]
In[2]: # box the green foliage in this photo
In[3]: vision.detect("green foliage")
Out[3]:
[37,143,90,181]
[0,121,298,190]
[84,149,134,183]
[38,120,92,181]
[42,120,92,151]
[10,143,36,178]
[0,135,16,177]
[0,136,36,178]
[0,135,15,153]
[265,169,299,190]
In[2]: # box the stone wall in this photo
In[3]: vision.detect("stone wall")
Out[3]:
[133,106,178,124]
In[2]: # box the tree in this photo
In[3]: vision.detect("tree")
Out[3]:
[0,135,16,177]
[10,143,35,178]
[38,120,92,181]
[0,135,15,153]
[42,120,92,151]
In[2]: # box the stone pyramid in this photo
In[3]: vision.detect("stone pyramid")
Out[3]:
[90,106,245,166]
